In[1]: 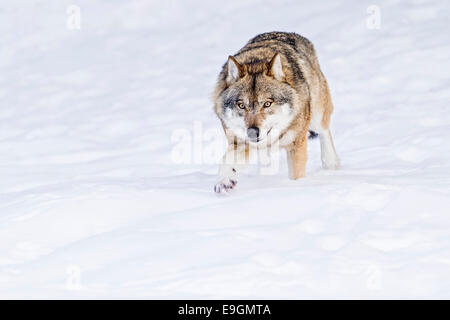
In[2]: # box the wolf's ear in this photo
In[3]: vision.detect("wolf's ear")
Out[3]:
[268,53,285,81]
[226,56,244,84]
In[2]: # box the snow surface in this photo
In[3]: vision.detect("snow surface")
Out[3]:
[1,0,450,299]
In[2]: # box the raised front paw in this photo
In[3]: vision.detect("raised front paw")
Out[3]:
[214,178,237,194]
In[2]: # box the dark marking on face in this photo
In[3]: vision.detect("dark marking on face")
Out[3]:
[223,89,240,109]
[272,92,291,105]
[251,74,257,91]
[223,97,235,109]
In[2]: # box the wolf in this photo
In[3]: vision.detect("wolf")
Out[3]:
[213,32,340,193]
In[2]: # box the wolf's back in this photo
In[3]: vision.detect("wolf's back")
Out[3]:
[246,31,316,58]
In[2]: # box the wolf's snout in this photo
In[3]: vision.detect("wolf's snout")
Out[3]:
[247,126,260,140]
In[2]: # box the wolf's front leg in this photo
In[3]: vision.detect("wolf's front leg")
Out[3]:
[286,135,308,180]
[214,143,249,194]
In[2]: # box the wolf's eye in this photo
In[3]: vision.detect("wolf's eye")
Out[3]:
[263,101,272,108]
[237,102,245,109]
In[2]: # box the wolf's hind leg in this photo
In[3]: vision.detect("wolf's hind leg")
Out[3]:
[214,143,249,194]
[310,83,340,170]
[319,129,340,170]
[286,136,307,180]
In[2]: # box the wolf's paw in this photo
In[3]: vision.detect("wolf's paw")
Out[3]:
[322,158,340,170]
[214,178,237,194]
[322,155,340,170]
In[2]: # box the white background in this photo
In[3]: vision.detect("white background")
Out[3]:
[1,0,450,298]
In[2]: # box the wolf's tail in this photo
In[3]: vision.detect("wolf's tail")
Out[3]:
[308,130,319,140]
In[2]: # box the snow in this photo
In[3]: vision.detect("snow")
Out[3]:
[1,0,450,299]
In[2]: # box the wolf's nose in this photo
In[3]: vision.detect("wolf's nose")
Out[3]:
[247,126,260,140]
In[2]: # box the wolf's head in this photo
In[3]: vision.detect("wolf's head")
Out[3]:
[217,53,299,146]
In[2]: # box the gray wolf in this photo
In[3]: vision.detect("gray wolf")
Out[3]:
[213,32,340,193]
